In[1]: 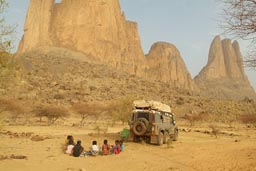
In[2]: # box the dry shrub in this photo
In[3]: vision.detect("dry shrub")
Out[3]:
[105,97,133,126]
[72,103,104,127]
[240,114,256,126]
[34,105,69,125]
[183,113,205,127]
[0,98,25,122]
[209,125,220,138]
[176,97,185,105]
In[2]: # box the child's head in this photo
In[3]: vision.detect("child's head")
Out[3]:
[92,140,97,145]
[115,140,120,145]
[120,140,123,144]
[103,139,108,145]
[68,139,74,145]
[77,140,81,145]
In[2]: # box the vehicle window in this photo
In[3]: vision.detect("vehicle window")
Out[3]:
[170,116,173,123]
[155,114,162,123]
[137,112,150,120]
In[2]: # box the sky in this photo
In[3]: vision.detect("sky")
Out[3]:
[3,0,256,91]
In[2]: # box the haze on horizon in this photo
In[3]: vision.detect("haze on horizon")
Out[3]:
[4,0,256,91]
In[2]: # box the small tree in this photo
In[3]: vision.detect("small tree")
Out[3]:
[72,103,104,127]
[107,97,133,126]
[220,0,256,69]
[38,106,69,125]
[183,113,205,127]
[33,105,48,123]
[0,0,16,52]
[0,98,24,122]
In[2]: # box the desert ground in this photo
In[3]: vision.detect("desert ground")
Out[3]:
[1,120,256,171]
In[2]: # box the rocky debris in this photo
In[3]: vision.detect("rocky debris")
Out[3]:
[146,42,197,90]
[8,48,190,107]
[194,36,255,99]
[0,130,50,141]
[31,135,50,141]
[0,154,27,160]
[0,130,34,138]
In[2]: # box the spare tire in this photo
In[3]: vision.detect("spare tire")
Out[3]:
[132,121,147,136]
[138,118,149,129]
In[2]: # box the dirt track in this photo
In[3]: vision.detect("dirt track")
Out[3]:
[0,125,256,171]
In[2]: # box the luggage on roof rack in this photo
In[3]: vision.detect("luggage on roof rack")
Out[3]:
[133,100,172,113]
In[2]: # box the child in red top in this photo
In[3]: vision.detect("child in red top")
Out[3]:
[102,139,111,155]
[113,140,120,154]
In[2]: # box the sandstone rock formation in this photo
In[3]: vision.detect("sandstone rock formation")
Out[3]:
[194,36,255,99]
[146,42,196,90]
[18,0,195,91]
[18,0,145,75]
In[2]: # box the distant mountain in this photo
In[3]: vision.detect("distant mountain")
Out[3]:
[145,42,197,90]
[16,0,255,99]
[194,36,255,99]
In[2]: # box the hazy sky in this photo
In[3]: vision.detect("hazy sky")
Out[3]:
[4,0,256,90]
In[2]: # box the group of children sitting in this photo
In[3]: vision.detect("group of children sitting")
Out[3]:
[65,135,124,157]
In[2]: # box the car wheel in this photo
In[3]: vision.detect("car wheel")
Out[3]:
[157,132,164,145]
[163,132,169,144]
[132,121,147,136]
[138,118,149,128]
[172,129,178,141]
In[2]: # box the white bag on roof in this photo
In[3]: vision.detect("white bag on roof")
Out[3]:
[133,100,171,113]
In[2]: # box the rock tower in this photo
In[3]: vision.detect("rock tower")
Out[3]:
[18,0,145,75]
[18,0,195,91]
[146,42,196,90]
[194,36,255,99]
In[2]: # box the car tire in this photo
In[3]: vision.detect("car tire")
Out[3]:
[138,118,149,129]
[157,132,164,145]
[132,121,147,136]
[163,132,169,144]
[172,128,178,141]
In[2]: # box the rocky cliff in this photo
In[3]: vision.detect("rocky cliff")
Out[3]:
[194,36,255,99]
[18,0,145,75]
[146,42,196,90]
[18,0,195,91]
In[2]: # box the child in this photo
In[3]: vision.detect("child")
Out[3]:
[120,140,124,152]
[90,140,99,156]
[102,139,111,155]
[65,138,75,155]
[113,140,120,154]
[65,135,75,154]
[72,140,84,157]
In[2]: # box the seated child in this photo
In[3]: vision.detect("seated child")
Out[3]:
[120,140,124,152]
[90,140,99,156]
[65,139,75,155]
[65,135,75,154]
[113,140,120,154]
[72,140,84,157]
[102,139,111,155]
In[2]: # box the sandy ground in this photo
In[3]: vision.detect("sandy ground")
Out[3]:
[0,124,256,171]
